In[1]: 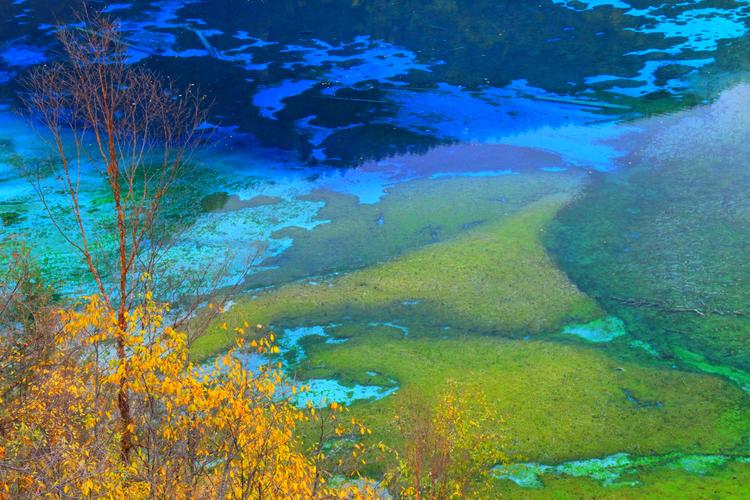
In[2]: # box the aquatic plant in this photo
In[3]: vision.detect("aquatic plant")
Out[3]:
[194,192,602,359]
[302,333,750,464]
[547,85,750,376]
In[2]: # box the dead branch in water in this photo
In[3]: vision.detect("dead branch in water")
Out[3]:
[608,296,749,318]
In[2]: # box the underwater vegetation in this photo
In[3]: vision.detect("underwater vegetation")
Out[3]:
[191,188,602,359]
[247,170,586,287]
[190,165,750,493]
[548,85,750,376]
[300,333,750,464]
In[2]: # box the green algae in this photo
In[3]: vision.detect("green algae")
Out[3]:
[300,333,750,464]
[191,192,603,360]
[674,347,750,395]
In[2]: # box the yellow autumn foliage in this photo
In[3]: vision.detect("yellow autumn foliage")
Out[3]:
[385,381,510,499]
[0,295,378,499]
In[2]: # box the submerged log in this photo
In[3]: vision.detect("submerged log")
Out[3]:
[608,296,749,318]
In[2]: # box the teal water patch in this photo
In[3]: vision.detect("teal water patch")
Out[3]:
[202,350,397,408]
[203,323,397,408]
[561,316,626,342]
[275,324,400,408]
[278,324,346,365]
[495,452,750,489]
[276,324,399,406]
[292,378,398,408]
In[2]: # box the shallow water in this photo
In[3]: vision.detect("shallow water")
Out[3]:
[3,0,750,494]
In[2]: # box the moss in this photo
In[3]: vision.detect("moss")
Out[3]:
[191,192,602,359]
[674,347,750,394]
[301,333,750,464]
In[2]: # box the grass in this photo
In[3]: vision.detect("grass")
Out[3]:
[191,192,602,360]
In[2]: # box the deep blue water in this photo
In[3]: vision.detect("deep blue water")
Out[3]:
[3,0,750,166]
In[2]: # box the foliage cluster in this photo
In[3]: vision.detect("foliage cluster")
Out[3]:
[0,290,377,498]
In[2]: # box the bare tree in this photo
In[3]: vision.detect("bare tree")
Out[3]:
[21,10,206,461]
